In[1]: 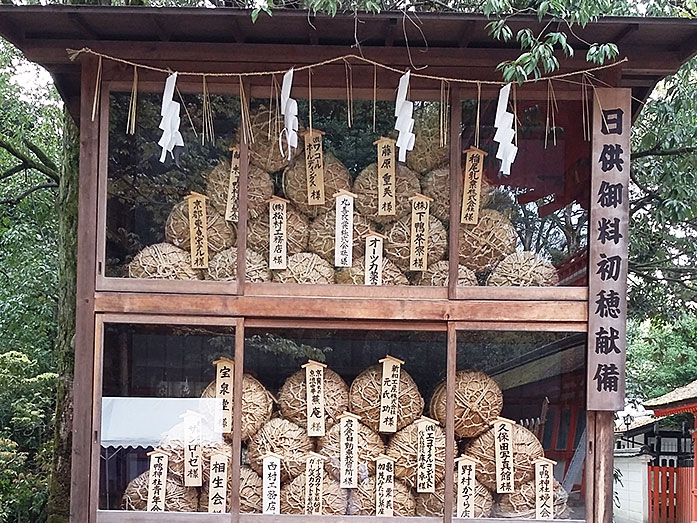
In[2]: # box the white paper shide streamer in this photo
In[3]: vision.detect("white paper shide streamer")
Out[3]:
[158,72,184,163]
[394,71,415,162]
[493,84,518,176]
[279,68,299,160]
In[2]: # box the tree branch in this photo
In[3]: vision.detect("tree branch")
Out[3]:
[0,135,60,183]
[0,183,58,206]
[23,138,59,173]
[632,145,697,160]
[0,163,27,181]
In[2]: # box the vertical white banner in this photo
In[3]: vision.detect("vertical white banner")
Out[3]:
[146,449,169,512]
[409,194,433,272]
[535,457,557,519]
[375,454,395,517]
[455,455,481,518]
[262,452,282,515]
[268,196,288,270]
[494,417,516,494]
[207,453,228,513]
[373,137,397,216]
[225,146,241,222]
[416,416,438,493]
[214,357,234,434]
[302,360,327,437]
[338,412,361,488]
[304,453,326,515]
[378,355,404,433]
[334,190,357,268]
[182,410,202,487]
[363,232,385,286]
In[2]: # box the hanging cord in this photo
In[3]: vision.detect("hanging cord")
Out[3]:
[239,76,254,145]
[344,59,354,128]
[372,64,377,133]
[91,55,102,122]
[267,73,275,140]
[176,86,198,139]
[512,83,518,147]
[581,73,592,141]
[201,75,215,145]
[308,68,313,133]
[440,80,445,148]
[545,79,559,149]
[475,82,481,149]
[126,65,138,135]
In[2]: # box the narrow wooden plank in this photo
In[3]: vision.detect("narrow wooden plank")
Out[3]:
[96,275,238,294]
[451,321,586,332]
[661,467,668,523]
[230,319,245,523]
[95,82,110,279]
[594,411,615,523]
[247,282,447,299]
[585,411,596,523]
[235,80,250,296]
[244,318,447,331]
[443,323,457,522]
[101,313,240,326]
[455,285,587,301]
[89,316,104,516]
[447,86,461,300]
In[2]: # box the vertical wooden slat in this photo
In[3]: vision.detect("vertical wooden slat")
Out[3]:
[652,467,659,523]
[447,86,461,300]
[443,323,457,523]
[70,54,100,523]
[594,411,615,523]
[89,315,104,515]
[236,80,250,296]
[662,467,669,523]
[230,318,245,523]
[585,411,597,523]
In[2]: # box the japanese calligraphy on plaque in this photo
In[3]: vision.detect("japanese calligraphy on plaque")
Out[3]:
[302,129,326,206]
[493,417,516,494]
[374,137,397,216]
[334,190,357,268]
[534,457,557,519]
[186,192,208,269]
[262,452,282,515]
[409,194,433,272]
[225,146,241,222]
[302,360,327,437]
[461,147,487,225]
[375,454,396,517]
[455,455,482,518]
[268,196,288,270]
[182,411,202,487]
[364,232,386,286]
[146,449,169,512]
[416,416,438,493]
[214,357,234,434]
[587,88,630,411]
[304,452,326,515]
[378,355,404,433]
[207,453,228,513]
[338,412,361,488]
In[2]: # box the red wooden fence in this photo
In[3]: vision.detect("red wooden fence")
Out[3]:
[648,466,694,523]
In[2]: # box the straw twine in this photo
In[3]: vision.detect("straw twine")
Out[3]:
[487,251,560,287]
[353,162,420,224]
[239,108,292,173]
[383,214,448,272]
[272,252,335,284]
[205,247,271,282]
[415,477,493,517]
[278,367,349,430]
[280,469,348,515]
[198,465,263,513]
[495,479,569,518]
[308,208,375,263]
[335,256,409,286]
[165,200,236,254]
[128,243,201,280]
[421,166,494,224]
[122,471,199,512]
[413,260,478,287]
[205,159,274,220]
[458,209,517,274]
[347,476,416,516]
[247,204,310,259]
[247,418,314,482]
[316,420,385,480]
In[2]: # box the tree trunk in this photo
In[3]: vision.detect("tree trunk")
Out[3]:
[46,108,79,523]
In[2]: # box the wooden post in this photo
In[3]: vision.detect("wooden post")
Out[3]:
[235,79,250,295]
[448,86,462,299]
[230,319,244,523]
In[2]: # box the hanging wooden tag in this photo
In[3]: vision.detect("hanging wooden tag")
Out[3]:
[409,193,433,272]
[375,454,396,516]
[262,452,282,515]
[268,196,288,270]
[302,360,327,437]
[373,137,396,216]
[214,357,234,434]
[534,457,557,520]
[363,232,386,286]
[304,452,326,515]
[225,146,241,222]
[461,147,487,225]
[186,191,209,269]
[416,416,438,493]
[302,129,326,206]
[146,449,169,512]
[207,453,229,513]
[493,417,516,494]
[334,190,357,268]
[378,355,404,433]
[181,410,203,487]
[455,454,482,518]
[338,412,361,488]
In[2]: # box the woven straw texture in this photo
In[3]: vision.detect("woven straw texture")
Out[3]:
[278,367,349,430]
[494,479,569,518]
[406,118,449,174]
[128,243,201,280]
[165,200,236,254]
[384,214,448,272]
[415,477,493,517]
[353,163,421,224]
[465,424,544,491]
[121,471,199,512]
[422,167,494,223]
[205,247,271,282]
[247,204,309,258]
[198,465,263,513]
[347,476,416,516]
[458,209,517,274]
[316,420,385,480]
[349,365,424,432]
[414,261,478,287]
[242,108,293,173]
[272,252,335,284]
[280,469,348,515]
[487,251,560,287]
[429,370,503,438]
[205,159,274,220]
[308,208,375,263]
[385,420,449,488]
[335,257,409,286]
[247,418,314,482]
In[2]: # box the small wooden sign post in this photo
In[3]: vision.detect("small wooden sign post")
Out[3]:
[374,137,397,216]
[460,146,487,225]
[302,129,326,206]
[338,412,361,488]
[416,416,438,493]
[181,410,203,487]
[455,454,482,518]
[493,417,516,494]
[378,355,404,433]
[304,452,326,515]
[214,357,234,434]
[225,146,241,222]
[261,452,283,515]
[302,360,327,437]
[409,193,433,272]
[146,449,169,512]
[268,196,289,270]
[363,231,386,286]
[375,454,396,517]
[534,456,557,520]
[186,191,209,269]
[334,190,357,268]
[207,452,229,513]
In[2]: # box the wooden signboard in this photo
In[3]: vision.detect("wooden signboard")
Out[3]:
[302,129,326,206]
[409,193,433,272]
[225,146,241,222]
[534,457,557,520]
[304,452,326,515]
[186,191,208,269]
[207,453,228,513]
[302,360,327,437]
[493,417,516,494]
[181,410,203,487]
[460,147,487,224]
[338,412,361,488]
[214,357,234,434]
[146,449,169,512]
[416,416,438,493]
[587,88,631,411]
[374,137,397,216]
[262,452,282,515]
[375,454,396,517]
[455,454,482,518]
[268,196,288,270]
[363,232,386,286]
[378,355,404,433]
[334,190,357,268]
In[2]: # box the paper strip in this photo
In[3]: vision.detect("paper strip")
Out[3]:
[146,450,169,512]
[303,130,326,206]
[416,417,437,493]
[364,233,384,286]
[186,192,208,269]
[374,137,396,216]
[207,453,228,513]
[334,191,355,267]
[494,417,515,494]
[262,453,281,515]
[456,455,480,518]
[409,194,432,272]
[303,360,326,437]
[378,355,403,433]
[375,454,395,517]
[268,198,287,270]
[535,458,556,520]
[214,358,234,434]
[225,147,241,222]
[461,147,487,225]
[304,453,325,515]
[339,412,361,488]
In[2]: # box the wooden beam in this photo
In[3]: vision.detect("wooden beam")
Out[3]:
[149,15,170,42]
[611,23,639,45]
[458,20,476,48]
[68,13,98,41]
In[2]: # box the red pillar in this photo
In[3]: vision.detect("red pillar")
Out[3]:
[692,415,697,523]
